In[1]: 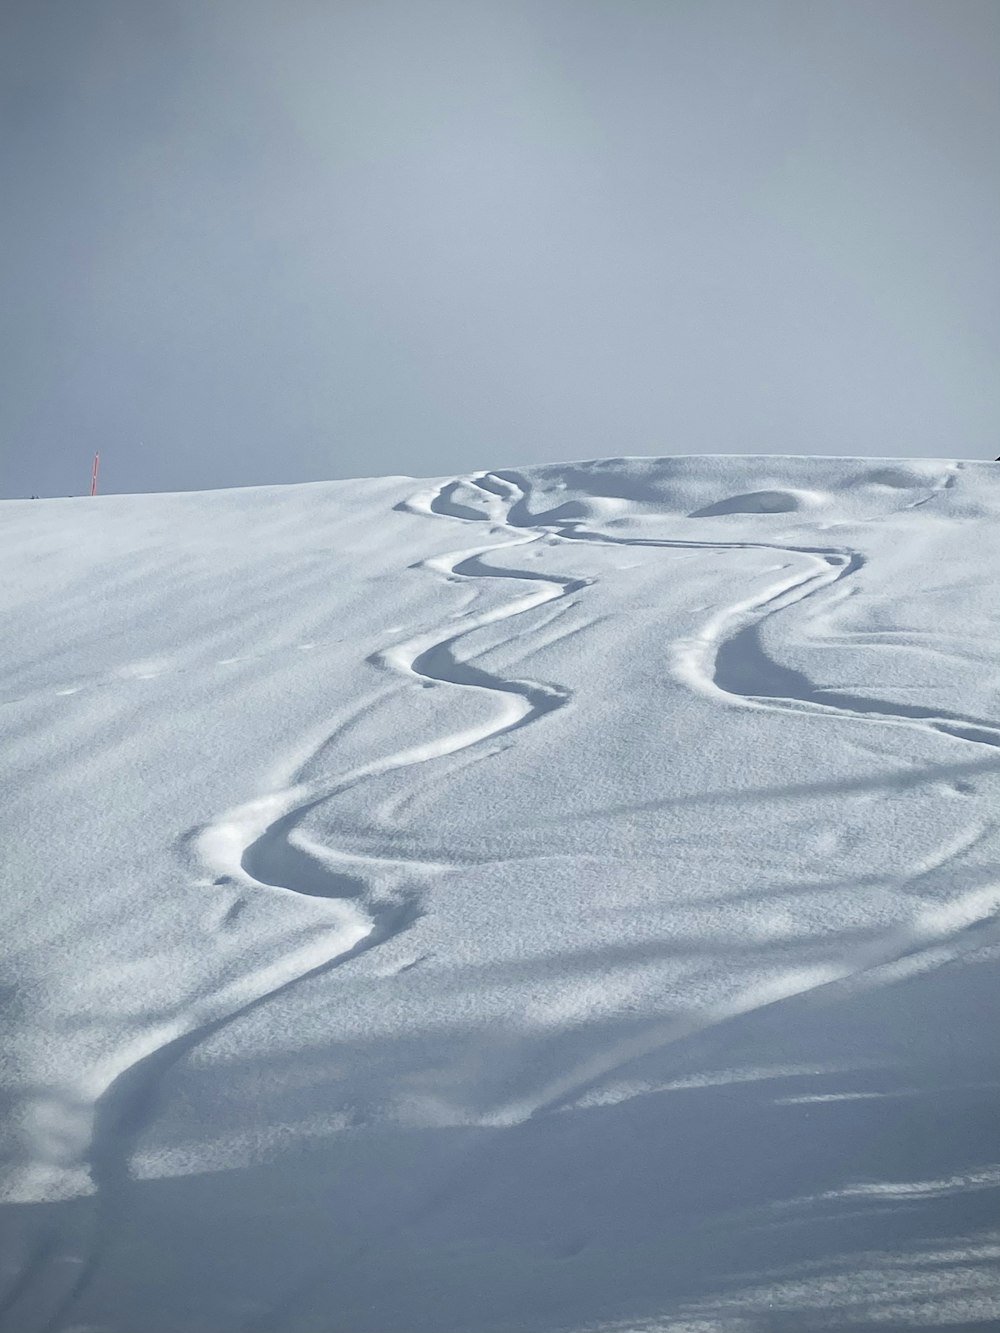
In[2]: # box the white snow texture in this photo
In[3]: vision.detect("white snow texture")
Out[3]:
[2,454,999,1332]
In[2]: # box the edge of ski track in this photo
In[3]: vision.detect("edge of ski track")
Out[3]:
[27,479,584,1332]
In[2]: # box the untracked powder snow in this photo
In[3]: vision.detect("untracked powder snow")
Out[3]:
[1,454,998,1331]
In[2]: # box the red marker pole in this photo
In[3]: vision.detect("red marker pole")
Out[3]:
[90,452,100,496]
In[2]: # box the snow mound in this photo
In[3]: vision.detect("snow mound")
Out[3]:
[689,487,822,516]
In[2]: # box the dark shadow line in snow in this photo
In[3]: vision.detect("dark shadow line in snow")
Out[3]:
[522,755,1000,826]
[17,938,996,1333]
[384,473,1000,1117]
[0,1229,60,1328]
[369,535,583,734]
[408,550,584,723]
[233,498,586,932]
[451,550,589,592]
[536,910,1000,1122]
[241,793,368,900]
[48,472,591,1326]
[409,634,566,719]
[394,480,488,523]
[49,491,592,1328]
[717,622,1000,747]
[477,470,1000,754]
[41,892,425,1333]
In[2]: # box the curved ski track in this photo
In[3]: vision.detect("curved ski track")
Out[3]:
[469,469,1000,749]
[31,483,588,1332]
[415,469,1000,1120]
[27,465,1000,1331]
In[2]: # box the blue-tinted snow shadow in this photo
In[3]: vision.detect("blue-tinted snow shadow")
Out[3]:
[2,951,998,1333]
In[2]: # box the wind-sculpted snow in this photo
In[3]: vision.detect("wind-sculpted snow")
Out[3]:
[1,456,999,1332]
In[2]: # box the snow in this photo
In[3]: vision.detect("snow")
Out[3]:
[2,454,999,1332]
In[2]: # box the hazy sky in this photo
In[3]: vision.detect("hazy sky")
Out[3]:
[2,1,998,497]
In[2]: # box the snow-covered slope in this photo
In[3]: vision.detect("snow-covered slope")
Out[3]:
[2,455,999,1332]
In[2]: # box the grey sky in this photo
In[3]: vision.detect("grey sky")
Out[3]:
[2,1,998,498]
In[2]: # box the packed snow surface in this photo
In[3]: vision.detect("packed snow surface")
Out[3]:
[2,455,999,1331]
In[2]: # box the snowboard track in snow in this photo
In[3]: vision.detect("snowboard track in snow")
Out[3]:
[31,462,1000,1330]
[40,481,590,1328]
[474,468,1000,750]
[409,469,1000,1118]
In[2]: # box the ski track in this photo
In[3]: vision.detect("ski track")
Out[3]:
[28,464,1000,1329]
[420,470,1000,1119]
[473,469,1000,749]
[34,475,589,1330]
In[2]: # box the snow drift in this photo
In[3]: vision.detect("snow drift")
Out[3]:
[1,454,998,1331]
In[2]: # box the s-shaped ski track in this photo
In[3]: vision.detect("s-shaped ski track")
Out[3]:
[31,478,589,1333]
[408,469,1000,1120]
